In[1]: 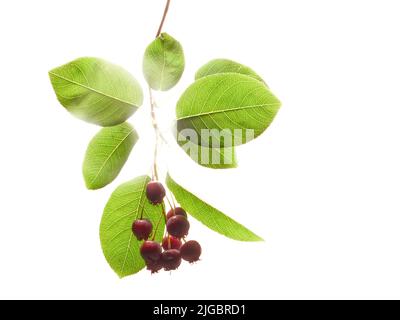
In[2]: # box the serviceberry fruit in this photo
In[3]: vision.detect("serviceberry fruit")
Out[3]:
[140,240,162,263]
[161,249,182,271]
[132,219,152,240]
[162,235,182,250]
[146,181,166,205]
[166,215,190,238]
[146,259,163,274]
[180,240,202,263]
[166,207,187,220]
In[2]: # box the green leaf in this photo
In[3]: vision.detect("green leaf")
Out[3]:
[83,122,138,190]
[182,139,237,169]
[176,73,281,147]
[195,58,266,85]
[143,33,185,91]
[166,174,263,241]
[49,57,143,126]
[100,176,165,278]
[177,130,237,169]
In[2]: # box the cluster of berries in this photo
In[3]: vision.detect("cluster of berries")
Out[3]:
[132,181,201,273]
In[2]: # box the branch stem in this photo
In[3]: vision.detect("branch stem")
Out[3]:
[149,88,159,181]
[149,0,172,183]
[156,0,171,38]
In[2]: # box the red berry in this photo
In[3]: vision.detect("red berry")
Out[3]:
[166,207,187,220]
[146,181,166,205]
[166,215,190,238]
[180,240,201,263]
[132,219,152,240]
[140,241,162,263]
[162,235,182,250]
[146,259,163,274]
[166,209,174,220]
[161,249,181,271]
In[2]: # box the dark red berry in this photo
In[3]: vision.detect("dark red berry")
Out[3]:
[161,249,182,271]
[162,235,182,250]
[166,215,190,238]
[140,241,162,263]
[146,181,166,205]
[166,207,187,220]
[180,240,201,263]
[146,259,163,274]
[166,209,175,220]
[132,219,153,240]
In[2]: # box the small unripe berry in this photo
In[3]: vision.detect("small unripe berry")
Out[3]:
[166,215,190,238]
[166,207,187,220]
[132,219,152,240]
[146,181,166,205]
[162,235,182,250]
[161,249,182,271]
[140,241,162,263]
[180,240,201,263]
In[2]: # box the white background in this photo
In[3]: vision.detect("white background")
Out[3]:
[0,0,399,300]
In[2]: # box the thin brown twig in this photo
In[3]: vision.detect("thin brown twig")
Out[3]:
[156,0,171,38]
[168,190,176,209]
[165,195,173,210]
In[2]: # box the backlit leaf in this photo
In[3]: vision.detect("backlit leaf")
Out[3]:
[83,123,138,190]
[143,33,185,91]
[195,58,266,85]
[176,73,281,147]
[100,176,165,278]
[49,57,143,126]
[166,174,263,241]
[177,130,237,169]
